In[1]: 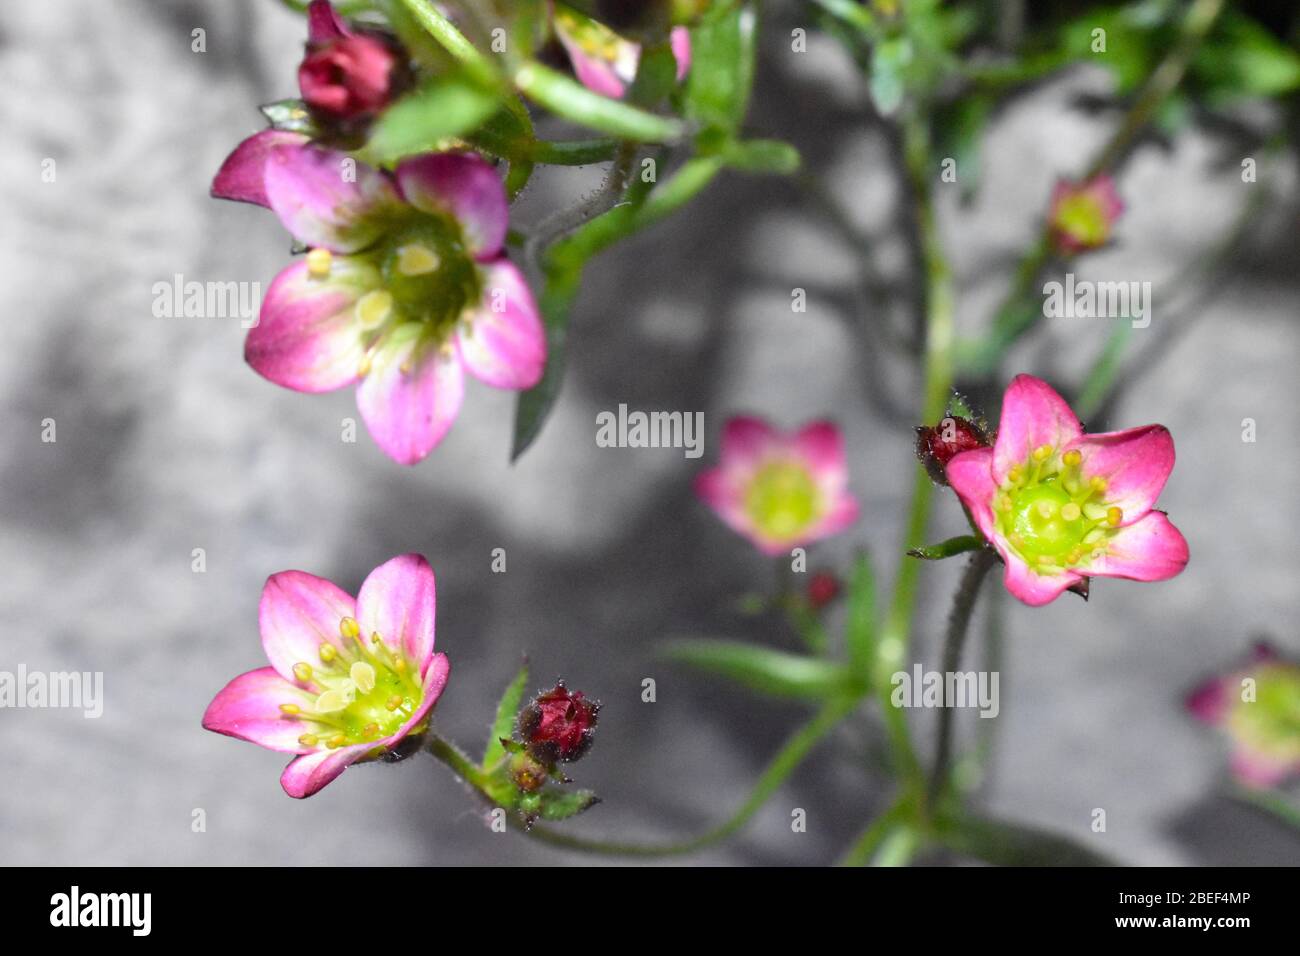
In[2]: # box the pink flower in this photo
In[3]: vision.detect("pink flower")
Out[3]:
[695,417,861,556]
[299,1,404,123]
[203,554,451,798]
[1047,175,1124,255]
[946,375,1188,606]
[1187,643,1300,789]
[211,140,544,464]
[552,4,691,99]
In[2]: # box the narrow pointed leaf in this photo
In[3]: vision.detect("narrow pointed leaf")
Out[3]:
[482,661,530,770]
[664,639,850,699]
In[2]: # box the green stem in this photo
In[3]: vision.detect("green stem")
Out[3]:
[1234,787,1300,833]
[837,797,907,866]
[425,733,490,790]
[926,548,997,808]
[399,0,498,88]
[518,696,856,857]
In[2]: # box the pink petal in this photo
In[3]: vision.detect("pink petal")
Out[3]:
[456,260,545,389]
[355,554,437,676]
[670,26,692,81]
[202,667,318,753]
[992,375,1083,482]
[259,570,357,684]
[212,129,309,208]
[555,24,629,99]
[264,144,399,253]
[945,447,999,543]
[1185,675,1232,725]
[720,416,779,470]
[356,326,465,465]
[246,258,377,393]
[694,467,741,521]
[395,153,507,259]
[280,742,372,798]
[1090,511,1189,582]
[792,421,848,490]
[307,0,350,43]
[1229,747,1296,789]
[278,652,451,798]
[810,492,860,539]
[1066,425,1174,523]
[1001,552,1082,607]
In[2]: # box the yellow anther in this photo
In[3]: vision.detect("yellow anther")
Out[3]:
[1007,465,1024,483]
[327,734,347,750]
[996,494,1012,513]
[1106,506,1123,527]
[1036,555,1055,566]
[1066,549,1082,565]
[315,689,348,713]
[362,723,380,739]
[355,289,393,330]
[319,643,338,664]
[298,733,319,748]
[339,617,360,640]
[385,695,403,711]
[1060,503,1081,522]
[306,247,332,278]
[292,662,314,683]
[1089,475,1108,494]
[1032,444,1053,462]
[396,243,440,276]
[1062,449,1082,468]
[357,353,373,378]
[393,658,407,674]
[350,661,377,694]
[279,703,301,716]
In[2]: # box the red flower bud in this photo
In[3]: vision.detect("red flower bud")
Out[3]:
[299,32,401,122]
[806,571,841,610]
[518,683,599,764]
[915,416,990,486]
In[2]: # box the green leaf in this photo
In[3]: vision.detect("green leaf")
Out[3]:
[482,661,530,770]
[259,98,317,134]
[1193,12,1300,103]
[907,535,984,561]
[514,60,683,142]
[525,787,600,823]
[367,76,501,164]
[869,36,913,116]
[844,553,877,677]
[511,265,581,460]
[664,639,851,700]
[721,138,802,175]
[938,815,1118,866]
[684,2,757,132]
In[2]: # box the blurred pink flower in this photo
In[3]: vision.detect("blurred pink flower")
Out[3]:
[1187,643,1300,789]
[552,4,691,99]
[695,417,860,556]
[1048,174,1124,255]
[946,374,1188,606]
[211,141,544,464]
[203,554,450,798]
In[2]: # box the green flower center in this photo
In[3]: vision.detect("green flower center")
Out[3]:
[378,216,481,330]
[745,461,821,539]
[281,616,426,752]
[994,445,1123,575]
[1054,193,1108,246]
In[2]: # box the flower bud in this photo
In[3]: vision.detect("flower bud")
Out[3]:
[806,571,841,610]
[298,6,408,127]
[1047,175,1124,255]
[915,416,990,485]
[518,683,600,764]
[508,751,550,793]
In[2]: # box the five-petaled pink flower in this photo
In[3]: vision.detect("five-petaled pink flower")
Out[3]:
[1187,642,1300,789]
[298,0,405,124]
[203,554,450,798]
[695,417,860,556]
[1047,174,1124,255]
[552,3,691,99]
[212,137,544,464]
[946,375,1188,606]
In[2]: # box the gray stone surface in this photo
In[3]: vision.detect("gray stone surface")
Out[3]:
[1,0,1297,865]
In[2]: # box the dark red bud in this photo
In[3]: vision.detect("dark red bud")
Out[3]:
[806,571,841,610]
[518,683,600,764]
[915,416,990,486]
[299,33,401,122]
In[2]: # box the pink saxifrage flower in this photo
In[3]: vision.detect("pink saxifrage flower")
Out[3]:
[211,138,544,464]
[695,417,861,556]
[1047,174,1124,255]
[299,0,405,124]
[552,3,691,99]
[203,554,450,798]
[1187,643,1300,789]
[946,375,1188,607]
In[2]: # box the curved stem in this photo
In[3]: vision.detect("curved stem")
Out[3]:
[926,548,997,808]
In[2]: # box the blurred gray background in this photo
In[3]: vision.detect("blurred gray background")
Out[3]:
[2,0,1298,865]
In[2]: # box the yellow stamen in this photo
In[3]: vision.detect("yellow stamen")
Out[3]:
[1060,502,1081,522]
[298,733,319,748]
[362,723,380,739]
[1089,476,1108,494]
[279,703,301,716]
[1106,506,1123,527]
[1062,449,1082,468]
[306,247,332,278]
[385,695,403,711]
[319,643,338,664]
[396,243,440,276]
[327,734,346,750]
[339,617,360,640]
[355,290,393,330]
[292,662,313,683]
[1032,444,1053,462]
